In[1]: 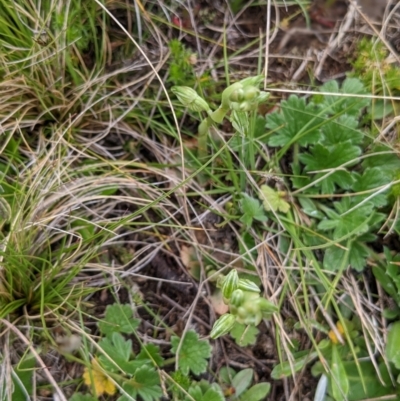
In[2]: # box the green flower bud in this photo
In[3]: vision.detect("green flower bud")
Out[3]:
[235,101,257,112]
[171,86,211,112]
[221,270,239,300]
[257,298,279,314]
[230,289,244,307]
[243,300,259,315]
[261,312,273,320]
[216,274,225,289]
[243,311,263,326]
[238,279,260,293]
[229,304,238,315]
[237,306,248,320]
[210,313,236,339]
[206,269,218,280]
[220,82,243,110]
[229,102,242,111]
[239,102,251,111]
[239,75,263,88]
[236,310,262,326]
[229,88,245,102]
[257,91,270,103]
[243,86,260,101]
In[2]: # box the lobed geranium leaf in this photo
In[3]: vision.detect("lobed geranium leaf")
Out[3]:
[318,198,373,240]
[299,142,360,194]
[352,167,390,208]
[136,344,164,367]
[323,236,373,272]
[98,304,140,336]
[230,323,259,347]
[118,365,162,401]
[362,145,400,176]
[348,241,370,272]
[171,330,211,376]
[98,332,132,372]
[321,115,363,146]
[240,193,267,227]
[259,185,290,213]
[320,78,369,117]
[267,95,323,147]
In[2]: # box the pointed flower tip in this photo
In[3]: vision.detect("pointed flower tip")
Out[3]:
[171,86,210,112]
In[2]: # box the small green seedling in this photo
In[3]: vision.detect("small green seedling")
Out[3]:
[219,367,271,401]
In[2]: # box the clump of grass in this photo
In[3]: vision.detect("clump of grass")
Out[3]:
[0,0,186,398]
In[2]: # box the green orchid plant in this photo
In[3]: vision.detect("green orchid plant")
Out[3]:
[210,270,278,340]
[172,76,269,158]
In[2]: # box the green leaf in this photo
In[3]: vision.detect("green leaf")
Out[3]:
[291,162,313,191]
[323,246,346,272]
[240,193,267,227]
[334,361,394,400]
[321,115,363,146]
[171,330,211,376]
[118,365,162,401]
[98,332,132,372]
[367,100,393,120]
[297,197,325,219]
[218,367,236,385]
[254,115,269,139]
[100,332,131,361]
[352,167,389,208]
[386,321,400,369]
[186,383,224,401]
[267,95,323,147]
[318,198,373,240]
[323,238,371,272]
[342,78,368,96]
[348,241,370,272]
[372,265,397,298]
[232,368,253,397]
[299,142,360,194]
[259,185,290,213]
[271,351,318,379]
[362,145,400,176]
[320,78,369,117]
[330,345,349,401]
[98,304,140,336]
[12,353,35,400]
[230,323,259,346]
[238,279,261,293]
[136,344,164,367]
[239,383,271,401]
